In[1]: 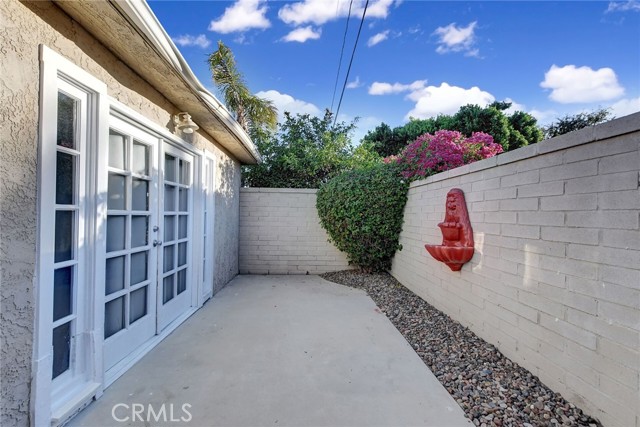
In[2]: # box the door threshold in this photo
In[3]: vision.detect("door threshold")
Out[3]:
[104,307,199,388]
[51,382,101,427]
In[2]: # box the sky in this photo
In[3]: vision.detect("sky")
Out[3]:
[149,0,640,142]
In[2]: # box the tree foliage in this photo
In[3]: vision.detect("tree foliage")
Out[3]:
[454,104,511,150]
[509,110,543,150]
[316,163,408,272]
[363,102,542,157]
[542,108,613,139]
[242,110,380,188]
[208,41,277,132]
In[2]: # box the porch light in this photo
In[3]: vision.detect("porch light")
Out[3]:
[173,112,199,134]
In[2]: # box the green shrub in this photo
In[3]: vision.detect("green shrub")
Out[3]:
[316,163,408,272]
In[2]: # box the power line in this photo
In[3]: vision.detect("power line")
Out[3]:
[333,0,369,127]
[330,0,353,113]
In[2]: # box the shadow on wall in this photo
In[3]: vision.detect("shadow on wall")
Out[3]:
[213,154,240,293]
[217,155,238,209]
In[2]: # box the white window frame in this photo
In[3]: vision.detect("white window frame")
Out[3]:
[33,45,109,427]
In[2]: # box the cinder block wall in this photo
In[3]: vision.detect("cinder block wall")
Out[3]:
[391,113,640,427]
[239,188,351,274]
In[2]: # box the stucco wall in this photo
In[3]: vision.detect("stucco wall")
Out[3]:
[0,1,241,425]
[214,157,241,293]
[239,188,351,274]
[391,113,640,427]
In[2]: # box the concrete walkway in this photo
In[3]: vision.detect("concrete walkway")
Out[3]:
[70,275,472,427]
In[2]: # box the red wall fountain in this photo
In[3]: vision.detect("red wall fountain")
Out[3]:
[425,188,474,271]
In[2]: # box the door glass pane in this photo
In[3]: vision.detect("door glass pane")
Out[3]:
[163,275,174,303]
[130,286,147,324]
[177,269,187,295]
[56,152,75,205]
[132,179,149,211]
[105,297,125,338]
[105,256,125,295]
[108,173,126,210]
[132,142,149,175]
[165,154,176,182]
[130,251,148,285]
[54,211,74,262]
[57,92,76,149]
[53,267,73,321]
[164,185,176,211]
[178,215,187,239]
[164,216,175,242]
[109,132,126,170]
[131,216,148,248]
[178,242,187,267]
[179,188,188,212]
[179,160,190,185]
[163,245,174,273]
[52,322,71,379]
[106,215,126,252]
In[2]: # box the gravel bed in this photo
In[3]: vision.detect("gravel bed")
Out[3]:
[321,270,602,427]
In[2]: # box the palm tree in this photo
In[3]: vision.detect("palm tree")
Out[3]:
[208,41,278,132]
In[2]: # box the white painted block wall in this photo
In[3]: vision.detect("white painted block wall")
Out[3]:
[239,188,351,274]
[391,113,640,427]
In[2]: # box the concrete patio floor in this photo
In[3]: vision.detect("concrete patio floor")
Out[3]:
[69,275,472,427]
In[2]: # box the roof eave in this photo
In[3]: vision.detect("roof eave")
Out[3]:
[54,0,261,164]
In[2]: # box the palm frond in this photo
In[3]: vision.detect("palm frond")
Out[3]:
[208,40,278,132]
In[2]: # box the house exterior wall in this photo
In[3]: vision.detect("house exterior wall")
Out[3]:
[391,113,640,427]
[214,157,241,293]
[0,1,241,425]
[239,188,351,274]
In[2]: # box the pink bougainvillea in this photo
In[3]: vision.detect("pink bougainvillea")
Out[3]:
[395,130,503,181]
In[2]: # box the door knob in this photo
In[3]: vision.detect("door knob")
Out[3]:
[153,240,163,247]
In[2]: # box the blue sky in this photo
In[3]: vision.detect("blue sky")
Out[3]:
[149,0,640,142]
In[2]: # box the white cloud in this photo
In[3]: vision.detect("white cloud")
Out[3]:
[278,0,397,26]
[172,34,211,49]
[368,80,427,95]
[540,64,625,103]
[405,83,495,120]
[281,26,321,42]
[433,21,479,57]
[365,0,397,19]
[609,97,640,117]
[367,30,390,47]
[255,90,321,120]
[368,79,494,119]
[346,76,363,89]
[529,109,558,125]
[502,97,526,115]
[209,0,270,34]
[606,0,640,12]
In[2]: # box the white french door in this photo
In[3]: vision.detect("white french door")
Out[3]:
[157,143,195,331]
[103,119,197,371]
[103,118,159,371]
